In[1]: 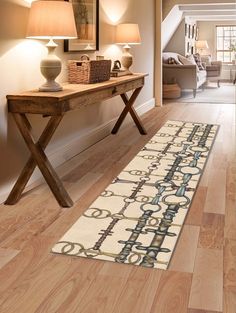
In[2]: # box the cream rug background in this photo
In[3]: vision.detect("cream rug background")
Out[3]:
[52,120,219,270]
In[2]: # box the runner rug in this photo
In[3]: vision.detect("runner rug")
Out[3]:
[52,120,219,270]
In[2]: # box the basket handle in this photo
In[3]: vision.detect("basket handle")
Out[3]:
[81,54,90,61]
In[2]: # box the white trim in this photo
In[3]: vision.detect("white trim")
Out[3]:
[136,97,156,115]
[0,98,155,204]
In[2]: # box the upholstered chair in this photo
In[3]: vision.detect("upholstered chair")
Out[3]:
[200,55,222,87]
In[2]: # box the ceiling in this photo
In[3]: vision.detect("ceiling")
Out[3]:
[179,3,236,21]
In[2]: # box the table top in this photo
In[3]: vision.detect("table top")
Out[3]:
[7,73,148,102]
[7,73,148,115]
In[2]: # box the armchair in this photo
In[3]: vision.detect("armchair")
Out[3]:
[163,52,207,97]
[200,56,222,87]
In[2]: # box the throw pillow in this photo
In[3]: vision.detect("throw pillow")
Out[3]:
[178,54,196,66]
[167,57,178,64]
[193,53,205,70]
[187,54,198,65]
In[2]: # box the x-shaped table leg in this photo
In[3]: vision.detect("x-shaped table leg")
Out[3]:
[5,113,73,207]
[111,87,147,135]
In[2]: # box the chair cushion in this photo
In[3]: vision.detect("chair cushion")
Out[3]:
[178,55,200,72]
[163,52,182,64]
[206,65,219,71]
[207,70,220,77]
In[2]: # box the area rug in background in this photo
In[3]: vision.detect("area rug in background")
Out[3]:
[52,120,219,270]
[165,83,235,104]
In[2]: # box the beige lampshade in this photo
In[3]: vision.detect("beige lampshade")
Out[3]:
[195,40,209,49]
[116,23,141,45]
[26,0,77,39]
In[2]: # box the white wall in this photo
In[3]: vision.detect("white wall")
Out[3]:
[198,20,236,80]
[0,0,155,202]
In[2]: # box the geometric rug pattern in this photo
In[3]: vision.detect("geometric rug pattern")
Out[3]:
[52,120,219,270]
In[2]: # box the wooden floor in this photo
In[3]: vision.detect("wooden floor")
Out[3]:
[0,101,235,313]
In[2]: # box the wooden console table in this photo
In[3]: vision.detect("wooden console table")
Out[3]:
[5,73,148,207]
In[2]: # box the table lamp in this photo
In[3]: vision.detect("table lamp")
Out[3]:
[26,0,77,92]
[195,40,209,55]
[116,23,141,74]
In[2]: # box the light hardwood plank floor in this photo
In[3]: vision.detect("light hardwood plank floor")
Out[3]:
[0,101,235,313]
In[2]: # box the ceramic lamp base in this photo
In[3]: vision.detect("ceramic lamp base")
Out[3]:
[39,39,62,92]
[121,45,133,74]
[39,81,62,92]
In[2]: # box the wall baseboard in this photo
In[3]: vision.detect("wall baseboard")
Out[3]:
[0,98,155,204]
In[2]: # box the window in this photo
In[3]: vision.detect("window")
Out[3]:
[216,25,236,62]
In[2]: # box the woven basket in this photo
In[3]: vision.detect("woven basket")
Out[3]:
[68,59,111,84]
[163,83,181,99]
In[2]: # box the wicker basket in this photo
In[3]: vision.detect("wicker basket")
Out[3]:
[163,83,181,99]
[68,58,111,84]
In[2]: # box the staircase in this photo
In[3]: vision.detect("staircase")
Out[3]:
[162,0,236,50]
[162,5,183,50]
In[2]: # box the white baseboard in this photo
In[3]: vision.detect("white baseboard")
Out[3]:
[136,98,156,115]
[42,97,155,171]
[0,98,155,203]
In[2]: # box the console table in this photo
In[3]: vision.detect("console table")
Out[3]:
[5,73,148,207]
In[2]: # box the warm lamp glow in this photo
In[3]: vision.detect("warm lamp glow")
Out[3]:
[26,0,77,39]
[26,0,77,92]
[104,44,121,60]
[116,24,141,45]
[24,0,36,4]
[195,40,209,55]
[100,0,128,23]
[195,40,209,50]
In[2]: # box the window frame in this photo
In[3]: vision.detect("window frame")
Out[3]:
[216,25,236,63]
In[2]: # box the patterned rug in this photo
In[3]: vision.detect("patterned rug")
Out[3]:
[52,120,219,270]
